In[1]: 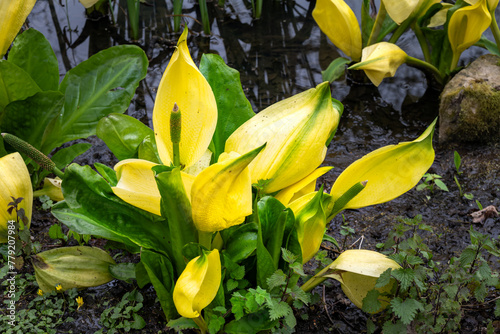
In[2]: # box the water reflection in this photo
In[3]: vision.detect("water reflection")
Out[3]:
[26,0,495,141]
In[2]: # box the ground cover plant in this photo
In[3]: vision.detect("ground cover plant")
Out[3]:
[1,1,499,333]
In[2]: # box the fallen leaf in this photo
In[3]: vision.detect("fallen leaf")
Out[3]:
[470,205,499,223]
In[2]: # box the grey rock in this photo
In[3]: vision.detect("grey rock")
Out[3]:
[439,54,500,143]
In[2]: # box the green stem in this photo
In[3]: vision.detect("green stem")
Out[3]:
[389,17,414,44]
[193,315,208,334]
[405,56,444,85]
[199,0,210,34]
[490,13,500,54]
[367,1,387,47]
[198,231,212,250]
[412,22,431,63]
[173,0,183,32]
[449,51,461,72]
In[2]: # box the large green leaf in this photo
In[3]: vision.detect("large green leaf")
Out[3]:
[1,91,64,150]
[223,222,258,263]
[0,60,41,113]
[51,201,140,252]
[141,249,178,320]
[8,28,59,91]
[199,54,255,161]
[62,163,170,256]
[97,113,154,160]
[41,45,148,153]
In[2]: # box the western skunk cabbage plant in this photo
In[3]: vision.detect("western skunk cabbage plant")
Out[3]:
[9,27,439,332]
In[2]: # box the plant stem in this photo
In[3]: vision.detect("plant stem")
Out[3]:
[412,22,431,63]
[367,1,387,47]
[193,315,208,334]
[490,14,500,53]
[198,231,212,250]
[198,0,210,34]
[405,56,444,85]
[173,142,181,167]
[450,52,460,72]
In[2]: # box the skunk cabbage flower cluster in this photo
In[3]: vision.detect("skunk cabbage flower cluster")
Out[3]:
[313,0,499,86]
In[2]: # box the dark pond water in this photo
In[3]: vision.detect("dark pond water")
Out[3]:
[22,1,500,333]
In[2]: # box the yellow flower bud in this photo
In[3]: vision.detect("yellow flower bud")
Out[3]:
[0,152,33,243]
[173,249,221,318]
[312,0,362,60]
[349,42,408,87]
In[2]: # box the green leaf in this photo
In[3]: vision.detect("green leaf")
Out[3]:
[135,261,150,288]
[223,222,258,263]
[321,57,350,83]
[94,162,118,186]
[131,313,146,329]
[0,60,41,112]
[8,29,59,91]
[52,143,93,169]
[362,289,382,314]
[199,54,254,161]
[138,134,160,163]
[476,36,500,56]
[459,246,477,267]
[266,270,287,290]
[391,268,415,291]
[166,317,197,331]
[1,91,64,151]
[382,320,407,334]
[51,201,140,252]
[155,168,197,275]
[434,179,449,192]
[41,45,148,153]
[390,297,424,325]
[61,164,170,255]
[258,196,289,268]
[142,249,177,320]
[96,113,154,160]
[454,151,461,173]
[48,224,66,241]
[109,263,136,283]
[375,268,393,288]
[268,299,292,320]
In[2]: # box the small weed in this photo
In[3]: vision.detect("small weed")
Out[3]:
[417,173,449,194]
[96,289,146,333]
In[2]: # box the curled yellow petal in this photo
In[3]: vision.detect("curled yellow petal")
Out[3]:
[382,0,420,24]
[111,159,194,216]
[173,249,221,318]
[78,0,100,8]
[312,0,362,60]
[225,82,340,194]
[324,249,401,312]
[191,146,264,232]
[330,118,436,212]
[0,0,37,57]
[275,166,333,206]
[33,177,64,202]
[448,0,491,55]
[349,42,408,87]
[427,3,453,28]
[0,152,33,243]
[153,28,217,169]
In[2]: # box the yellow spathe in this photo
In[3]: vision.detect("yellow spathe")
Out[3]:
[0,0,37,57]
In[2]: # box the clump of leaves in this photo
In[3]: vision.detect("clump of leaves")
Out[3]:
[367,216,500,333]
[96,289,146,333]
[417,173,449,194]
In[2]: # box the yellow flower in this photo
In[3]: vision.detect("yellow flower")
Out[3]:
[427,3,453,28]
[465,0,499,11]
[55,284,62,291]
[382,0,420,25]
[0,0,37,57]
[312,0,362,60]
[329,118,436,213]
[111,159,195,216]
[0,152,33,243]
[78,0,100,8]
[448,0,491,55]
[191,146,263,232]
[322,249,401,312]
[33,177,64,202]
[152,27,217,169]
[348,42,408,87]
[173,249,221,318]
[76,296,84,310]
[225,82,340,194]
[37,289,43,296]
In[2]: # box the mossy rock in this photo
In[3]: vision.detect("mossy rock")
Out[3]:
[439,54,500,143]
